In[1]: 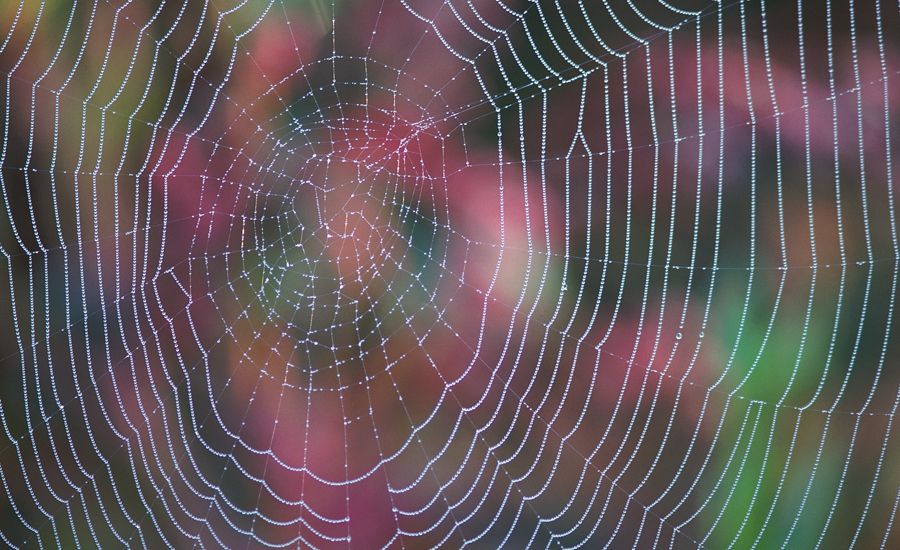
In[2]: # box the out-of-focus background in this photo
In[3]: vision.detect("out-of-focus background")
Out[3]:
[1,0,899,547]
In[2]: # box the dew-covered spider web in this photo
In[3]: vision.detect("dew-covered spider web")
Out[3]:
[1,0,899,547]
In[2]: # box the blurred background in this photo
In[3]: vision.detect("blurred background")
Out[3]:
[1,0,899,547]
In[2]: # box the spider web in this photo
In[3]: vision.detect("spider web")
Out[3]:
[1,0,899,547]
